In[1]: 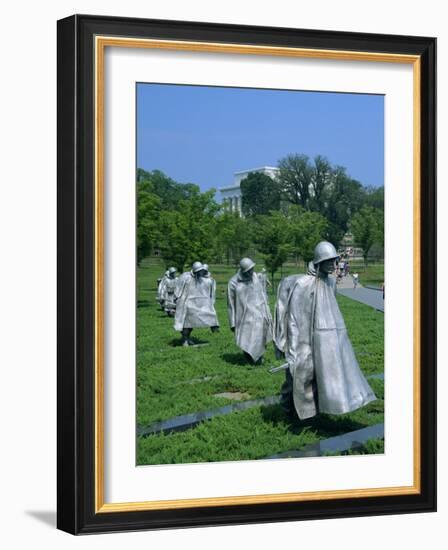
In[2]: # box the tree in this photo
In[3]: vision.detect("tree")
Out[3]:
[252,212,293,289]
[240,171,281,216]
[350,206,383,264]
[309,155,333,213]
[136,168,204,265]
[213,211,252,265]
[323,167,366,247]
[364,185,384,210]
[277,154,313,208]
[287,206,328,265]
[137,168,200,209]
[158,189,220,272]
[137,184,161,264]
[276,156,370,248]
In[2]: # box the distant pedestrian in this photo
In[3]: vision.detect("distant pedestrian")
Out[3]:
[345,261,350,276]
[352,272,359,289]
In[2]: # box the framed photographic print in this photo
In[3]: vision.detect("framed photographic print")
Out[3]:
[57,14,436,534]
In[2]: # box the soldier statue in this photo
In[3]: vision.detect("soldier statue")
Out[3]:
[159,267,178,316]
[227,258,273,364]
[174,261,220,346]
[156,269,170,310]
[274,241,376,419]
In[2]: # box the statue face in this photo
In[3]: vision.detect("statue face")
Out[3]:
[319,258,336,275]
[241,267,254,280]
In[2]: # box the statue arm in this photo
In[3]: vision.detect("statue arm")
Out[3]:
[211,278,217,304]
[274,278,289,353]
[227,280,236,329]
[174,275,187,301]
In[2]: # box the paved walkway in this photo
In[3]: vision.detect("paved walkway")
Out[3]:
[337,277,384,312]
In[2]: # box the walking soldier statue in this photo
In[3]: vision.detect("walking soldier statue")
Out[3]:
[274,241,376,419]
[227,257,273,364]
[174,261,219,346]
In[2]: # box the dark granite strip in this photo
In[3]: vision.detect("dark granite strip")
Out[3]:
[367,373,384,381]
[265,422,384,459]
[138,373,383,437]
[137,395,281,437]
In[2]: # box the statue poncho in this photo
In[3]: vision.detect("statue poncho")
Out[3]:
[274,269,376,419]
[174,271,219,331]
[159,276,177,314]
[227,271,273,361]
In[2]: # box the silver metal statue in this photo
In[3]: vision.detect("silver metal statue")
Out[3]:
[227,258,273,363]
[274,241,376,419]
[159,267,178,316]
[257,267,271,298]
[156,269,170,309]
[174,261,220,346]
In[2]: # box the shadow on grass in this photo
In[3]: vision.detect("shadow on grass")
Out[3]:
[221,352,251,366]
[168,337,210,347]
[137,300,151,308]
[260,403,368,437]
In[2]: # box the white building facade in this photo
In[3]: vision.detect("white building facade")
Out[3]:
[219,166,279,215]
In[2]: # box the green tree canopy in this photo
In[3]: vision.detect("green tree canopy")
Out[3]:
[287,205,329,264]
[364,185,384,210]
[137,186,161,265]
[240,171,281,216]
[322,167,366,247]
[277,154,313,208]
[137,168,200,209]
[276,156,369,248]
[252,212,293,287]
[158,189,220,272]
[350,206,383,264]
[213,211,252,265]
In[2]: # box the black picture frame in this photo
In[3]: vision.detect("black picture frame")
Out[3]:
[57,14,436,535]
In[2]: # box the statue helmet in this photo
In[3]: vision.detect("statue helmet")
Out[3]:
[313,241,339,265]
[239,257,256,273]
[192,261,205,273]
[203,263,209,272]
[168,267,177,274]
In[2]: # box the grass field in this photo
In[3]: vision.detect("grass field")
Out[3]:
[136,258,384,465]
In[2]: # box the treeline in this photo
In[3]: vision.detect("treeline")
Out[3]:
[137,155,384,278]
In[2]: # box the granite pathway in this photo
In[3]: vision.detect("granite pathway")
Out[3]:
[338,287,384,312]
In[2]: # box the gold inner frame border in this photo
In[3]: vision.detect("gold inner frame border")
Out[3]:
[94,35,421,514]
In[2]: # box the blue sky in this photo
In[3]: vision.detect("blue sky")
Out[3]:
[137,83,384,192]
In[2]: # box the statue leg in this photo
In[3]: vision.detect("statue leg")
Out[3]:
[280,369,296,418]
[181,328,192,346]
[244,352,263,365]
